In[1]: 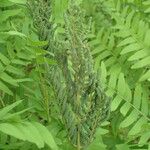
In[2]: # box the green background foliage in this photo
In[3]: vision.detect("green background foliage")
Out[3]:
[0,0,149,150]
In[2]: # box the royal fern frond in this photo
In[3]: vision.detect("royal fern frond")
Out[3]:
[86,0,150,147]
[28,0,111,148]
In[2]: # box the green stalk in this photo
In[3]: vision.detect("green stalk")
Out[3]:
[77,91,81,150]
[36,62,50,122]
[0,98,5,107]
[77,130,81,150]
[0,92,5,107]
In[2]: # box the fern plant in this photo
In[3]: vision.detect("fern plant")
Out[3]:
[0,0,150,150]
[82,0,150,149]
[28,0,110,149]
[0,100,58,150]
[0,1,58,150]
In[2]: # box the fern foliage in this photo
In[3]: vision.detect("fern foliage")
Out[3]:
[0,100,58,149]
[0,1,58,149]
[0,0,150,150]
[28,0,110,148]
[83,0,150,149]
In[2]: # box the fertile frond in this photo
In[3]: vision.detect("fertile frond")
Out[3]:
[28,0,111,148]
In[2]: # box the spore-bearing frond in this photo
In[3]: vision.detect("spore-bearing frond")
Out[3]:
[28,0,110,148]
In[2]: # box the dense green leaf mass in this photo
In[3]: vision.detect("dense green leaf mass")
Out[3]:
[0,0,149,150]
